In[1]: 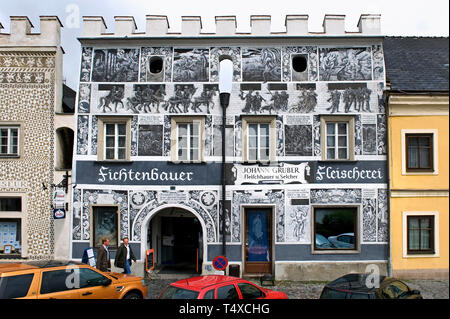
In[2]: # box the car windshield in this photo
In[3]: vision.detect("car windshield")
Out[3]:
[160,285,199,299]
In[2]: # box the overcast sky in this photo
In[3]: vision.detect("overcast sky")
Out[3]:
[1,0,448,89]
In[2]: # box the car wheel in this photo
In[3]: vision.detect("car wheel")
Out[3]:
[123,292,142,299]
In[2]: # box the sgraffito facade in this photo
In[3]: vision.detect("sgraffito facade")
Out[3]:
[0,16,64,260]
[72,14,388,280]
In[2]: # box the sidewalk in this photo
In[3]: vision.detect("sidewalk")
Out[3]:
[145,278,449,299]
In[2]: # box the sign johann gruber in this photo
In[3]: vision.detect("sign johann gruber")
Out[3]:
[232,163,312,185]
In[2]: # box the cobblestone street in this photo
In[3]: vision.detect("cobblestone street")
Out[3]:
[145,278,449,299]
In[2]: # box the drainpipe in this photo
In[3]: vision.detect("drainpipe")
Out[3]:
[219,59,233,257]
[385,89,393,277]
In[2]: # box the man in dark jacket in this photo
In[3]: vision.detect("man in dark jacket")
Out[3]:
[96,238,111,272]
[114,237,136,274]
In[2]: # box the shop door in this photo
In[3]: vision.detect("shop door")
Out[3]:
[244,208,272,274]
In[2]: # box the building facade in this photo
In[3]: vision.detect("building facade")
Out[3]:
[384,37,449,279]
[71,14,388,280]
[0,16,64,260]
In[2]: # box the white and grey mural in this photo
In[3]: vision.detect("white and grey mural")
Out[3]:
[72,41,388,268]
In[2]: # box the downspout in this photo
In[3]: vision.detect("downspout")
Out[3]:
[219,59,233,257]
[385,89,393,277]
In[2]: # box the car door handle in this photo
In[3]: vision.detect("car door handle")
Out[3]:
[82,292,93,296]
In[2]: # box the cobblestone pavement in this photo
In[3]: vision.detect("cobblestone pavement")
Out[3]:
[145,278,449,299]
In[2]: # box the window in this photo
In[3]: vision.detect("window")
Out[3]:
[314,207,358,251]
[237,283,264,299]
[407,216,434,254]
[242,116,276,162]
[170,116,205,162]
[97,117,131,161]
[78,268,108,288]
[216,285,240,300]
[40,269,75,294]
[0,219,22,255]
[92,206,119,248]
[159,286,199,299]
[0,273,34,299]
[406,134,433,171]
[0,126,19,157]
[203,289,215,299]
[0,197,21,211]
[321,116,355,161]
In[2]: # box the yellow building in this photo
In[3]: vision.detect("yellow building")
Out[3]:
[384,37,449,279]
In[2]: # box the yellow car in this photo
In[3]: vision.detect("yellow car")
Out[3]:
[0,260,148,299]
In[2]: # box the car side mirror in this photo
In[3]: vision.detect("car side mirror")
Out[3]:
[102,278,112,286]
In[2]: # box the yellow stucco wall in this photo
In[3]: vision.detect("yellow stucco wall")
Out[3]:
[388,97,449,275]
[391,196,449,270]
[389,115,449,190]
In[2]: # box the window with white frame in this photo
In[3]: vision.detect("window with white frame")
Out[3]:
[97,117,131,161]
[321,116,355,161]
[0,126,19,157]
[403,211,439,257]
[171,116,204,162]
[242,116,276,163]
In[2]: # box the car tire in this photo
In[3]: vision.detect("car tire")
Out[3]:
[123,292,142,299]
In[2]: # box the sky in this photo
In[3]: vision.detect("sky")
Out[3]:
[1,0,448,90]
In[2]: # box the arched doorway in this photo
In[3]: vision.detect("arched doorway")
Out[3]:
[143,206,205,275]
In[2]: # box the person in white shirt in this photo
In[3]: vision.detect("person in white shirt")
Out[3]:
[114,237,137,274]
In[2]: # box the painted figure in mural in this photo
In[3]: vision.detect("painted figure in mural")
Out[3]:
[291,88,317,113]
[291,208,308,241]
[192,87,217,113]
[239,90,254,113]
[151,86,166,113]
[98,85,124,113]
[327,90,341,113]
[251,92,266,114]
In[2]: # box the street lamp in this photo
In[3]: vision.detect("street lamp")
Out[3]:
[219,58,233,257]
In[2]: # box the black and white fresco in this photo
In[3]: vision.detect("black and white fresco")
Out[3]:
[310,189,362,204]
[362,124,377,155]
[372,45,385,81]
[363,198,377,242]
[325,84,373,114]
[81,189,129,242]
[138,125,163,156]
[91,48,139,82]
[127,84,167,114]
[289,84,317,113]
[131,116,138,157]
[377,189,388,242]
[355,115,362,156]
[140,47,173,82]
[284,125,312,156]
[90,115,98,155]
[76,115,89,155]
[319,48,372,81]
[377,114,387,155]
[80,47,93,82]
[285,205,310,243]
[242,48,281,82]
[97,84,125,113]
[282,46,318,82]
[210,47,241,82]
[313,115,321,157]
[78,83,91,113]
[173,48,209,82]
[72,189,82,240]
[219,200,231,242]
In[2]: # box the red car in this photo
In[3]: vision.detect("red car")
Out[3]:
[159,275,288,299]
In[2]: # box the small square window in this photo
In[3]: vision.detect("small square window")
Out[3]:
[171,116,205,163]
[406,134,433,172]
[321,116,355,161]
[407,215,435,254]
[97,117,131,161]
[0,126,20,157]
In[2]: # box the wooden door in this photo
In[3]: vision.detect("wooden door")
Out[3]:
[244,208,272,274]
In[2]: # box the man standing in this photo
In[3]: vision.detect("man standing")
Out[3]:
[115,237,137,274]
[96,238,111,272]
